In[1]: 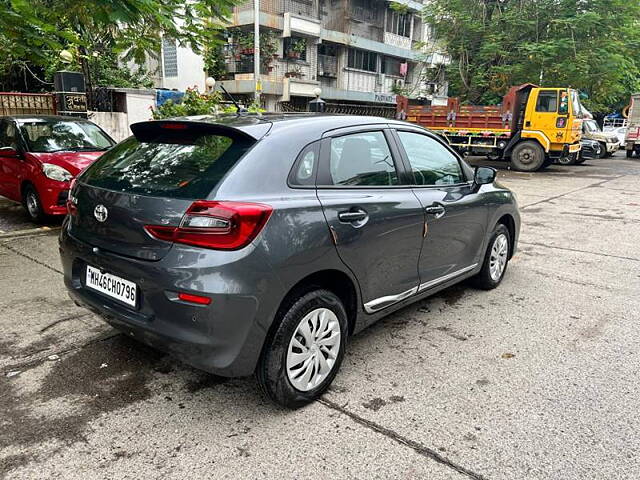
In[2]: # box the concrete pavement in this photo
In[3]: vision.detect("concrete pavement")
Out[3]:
[1,153,639,479]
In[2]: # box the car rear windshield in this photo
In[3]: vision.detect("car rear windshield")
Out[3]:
[80,134,253,199]
[19,119,114,153]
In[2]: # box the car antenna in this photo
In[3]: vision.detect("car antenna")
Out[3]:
[219,84,247,114]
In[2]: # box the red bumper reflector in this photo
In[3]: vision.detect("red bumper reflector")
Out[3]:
[178,292,211,305]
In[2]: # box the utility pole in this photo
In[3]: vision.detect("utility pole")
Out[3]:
[254,0,261,105]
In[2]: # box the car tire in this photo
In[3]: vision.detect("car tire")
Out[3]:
[471,224,511,290]
[256,289,348,408]
[598,143,608,159]
[556,154,576,166]
[22,184,47,223]
[511,141,545,172]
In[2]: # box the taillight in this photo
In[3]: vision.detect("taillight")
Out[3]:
[66,178,78,216]
[145,201,273,250]
[178,292,211,305]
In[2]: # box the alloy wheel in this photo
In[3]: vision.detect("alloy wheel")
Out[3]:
[489,233,509,281]
[26,192,39,218]
[286,308,341,392]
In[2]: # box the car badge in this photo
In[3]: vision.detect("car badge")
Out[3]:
[94,204,108,223]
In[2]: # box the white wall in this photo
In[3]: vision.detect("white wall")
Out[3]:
[88,90,156,143]
[88,111,130,142]
[161,44,206,92]
[126,92,155,126]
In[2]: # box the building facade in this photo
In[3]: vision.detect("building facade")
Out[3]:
[156,0,448,112]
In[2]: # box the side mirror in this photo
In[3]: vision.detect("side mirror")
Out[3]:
[0,147,20,158]
[474,166,496,186]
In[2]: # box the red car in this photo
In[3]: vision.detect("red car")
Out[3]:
[0,116,115,222]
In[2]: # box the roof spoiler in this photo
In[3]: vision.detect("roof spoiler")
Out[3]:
[130,120,262,143]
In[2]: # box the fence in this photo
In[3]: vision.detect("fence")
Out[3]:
[278,101,396,118]
[0,93,56,116]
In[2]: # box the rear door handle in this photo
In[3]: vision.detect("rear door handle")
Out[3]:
[424,204,445,218]
[338,209,368,223]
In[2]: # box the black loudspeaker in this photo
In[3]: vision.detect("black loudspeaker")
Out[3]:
[53,71,86,93]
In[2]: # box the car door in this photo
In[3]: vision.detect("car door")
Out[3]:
[0,120,23,200]
[316,127,424,313]
[392,129,488,291]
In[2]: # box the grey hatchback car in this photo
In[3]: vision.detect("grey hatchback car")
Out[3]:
[60,114,520,407]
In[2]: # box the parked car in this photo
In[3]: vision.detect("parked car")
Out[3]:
[0,115,115,222]
[59,114,520,408]
[577,138,603,163]
[602,117,627,147]
[581,119,620,158]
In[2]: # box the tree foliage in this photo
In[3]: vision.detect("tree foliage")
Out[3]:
[424,0,640,112]
[151,88,264,119]
[0,0,238,90]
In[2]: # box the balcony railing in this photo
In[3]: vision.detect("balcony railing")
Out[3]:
[349,5,383,26]
[318,55,338,77]
[234,0,319,19]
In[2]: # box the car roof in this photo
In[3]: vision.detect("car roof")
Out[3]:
[143,113,417,140]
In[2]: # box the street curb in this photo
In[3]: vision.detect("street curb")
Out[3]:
[0,226,61,240]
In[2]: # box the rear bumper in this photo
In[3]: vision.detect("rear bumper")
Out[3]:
[59,223,286,377]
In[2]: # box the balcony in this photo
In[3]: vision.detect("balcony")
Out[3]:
[349,5,383,27]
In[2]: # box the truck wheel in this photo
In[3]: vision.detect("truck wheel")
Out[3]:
[511,141,545,172]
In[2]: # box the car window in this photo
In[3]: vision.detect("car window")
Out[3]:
[536,90,558,113]
[397,131,464,186]
[290,142,319,186]
[327,131,398,186]
[18,119,113,153]
[81,134,252,199]
[0,121,19,150]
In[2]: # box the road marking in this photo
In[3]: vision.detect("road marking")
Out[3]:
[0,242,63,274]
[519,241,640,262]
[320,398,487,480]
[0,226,61,240]
[520,175,626,209]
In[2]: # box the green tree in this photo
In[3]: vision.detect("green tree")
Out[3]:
[0,0,238,91]
[424,0,640,113]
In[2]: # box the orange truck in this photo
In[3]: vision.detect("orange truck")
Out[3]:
[397,83,584,172]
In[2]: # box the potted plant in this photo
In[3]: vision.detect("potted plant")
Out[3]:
[237,31,255,55]
[286,38,306,60]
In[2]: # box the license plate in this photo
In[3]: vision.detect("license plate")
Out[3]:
[85,265,137,307]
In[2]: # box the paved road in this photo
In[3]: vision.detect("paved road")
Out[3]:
[1,153,639,479]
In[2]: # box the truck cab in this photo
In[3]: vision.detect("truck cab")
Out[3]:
[508,85,583,167]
